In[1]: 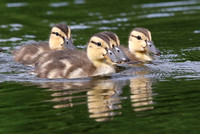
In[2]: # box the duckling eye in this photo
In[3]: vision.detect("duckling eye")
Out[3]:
[97,42,102,46]
[112,44,115,48]
[52,32,60,36]
[55,32,59,36]
[116,47,120,53]
[137,36,142,40]
[108,50,113,55]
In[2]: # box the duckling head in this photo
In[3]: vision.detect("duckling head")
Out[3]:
[129,27,161,56]
[49,24,76,50]
[100,31,130,62]
[87,33,122,68]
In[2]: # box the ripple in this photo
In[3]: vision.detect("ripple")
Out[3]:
[74,0,85,4]
[99,27,118,30]
[0,25,8,28]
[23,35,36,39]
[6,2,28,8]
[194,30,200,34]
[70,24,92,30]
[88,12,101,16]
[46,11,54,15]
[161,6,200,12]
[0,23,23,31]
[181,47,200,51]
[49,2,68,7]
[139,13,174,18]
[89,17,129,25]
[139,1,197,8]
[0,37,22,42]
[147,61,200,80]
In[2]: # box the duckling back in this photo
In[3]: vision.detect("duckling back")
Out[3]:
[34,49,96,79]
[12,42,50,66]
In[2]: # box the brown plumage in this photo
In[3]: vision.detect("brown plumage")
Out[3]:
[34,49,96,78]
[12,23,73,66]
[12,42,50,66]
[33,33,123,79]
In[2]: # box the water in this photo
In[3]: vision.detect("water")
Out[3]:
[0,0,200,133]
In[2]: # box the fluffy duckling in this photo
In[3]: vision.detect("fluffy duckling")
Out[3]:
[12,23,75,66]
[33,33,122,79]
[99,31,130,62]
[122,27,161,62]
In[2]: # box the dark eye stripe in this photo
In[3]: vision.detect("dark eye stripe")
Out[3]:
[131,35,142,40]
[91,41,102,46]
[52,32,65,41]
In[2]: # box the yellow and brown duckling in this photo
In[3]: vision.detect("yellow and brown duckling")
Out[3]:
[122,27,161,62]
[99,31,130,62]
[33,32,123,79]
[12,23,75,66]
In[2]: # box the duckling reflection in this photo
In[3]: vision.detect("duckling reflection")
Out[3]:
[129,69,155,112]
[38,78,126,122]
[87,79,126,122]
[40,81,93,109]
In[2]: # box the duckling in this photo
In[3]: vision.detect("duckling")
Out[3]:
[33,33,122,79]
[99,31,130,62]
[12,23,75,66]
[122,27,161,62]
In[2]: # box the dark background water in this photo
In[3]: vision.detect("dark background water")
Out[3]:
[0,0,200,133]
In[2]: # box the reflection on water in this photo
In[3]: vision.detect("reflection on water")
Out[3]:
[33,65,157,122]
[41,81,91,109]
[87,80,126,122]
[36,79,126,122]
[130,71,155,112]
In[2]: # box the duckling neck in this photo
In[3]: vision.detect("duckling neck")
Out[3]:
[133,51,154,61]
[92,60,116,76]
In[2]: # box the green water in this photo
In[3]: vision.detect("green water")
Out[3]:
[0,0,200,133]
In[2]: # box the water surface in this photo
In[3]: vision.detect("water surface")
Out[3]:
[0,0,200,133]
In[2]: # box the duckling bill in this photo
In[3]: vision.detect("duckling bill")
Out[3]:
[99,31,130,62]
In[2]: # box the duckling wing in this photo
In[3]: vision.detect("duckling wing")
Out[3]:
[12,42,51,66]
[34,50,95,79]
